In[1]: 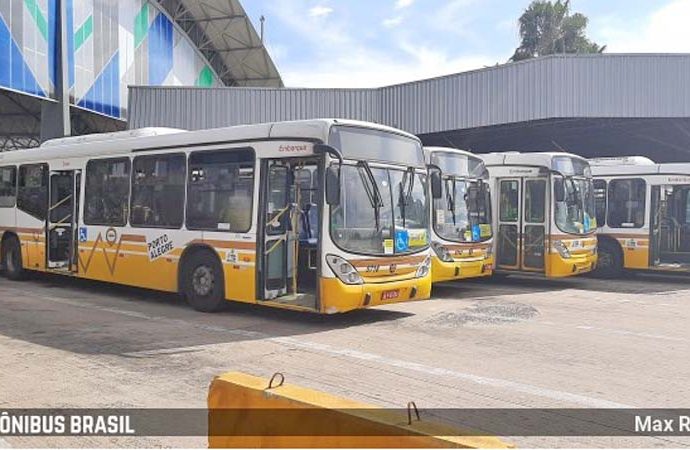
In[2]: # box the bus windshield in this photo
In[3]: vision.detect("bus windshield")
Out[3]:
[554,176,596,235]
[329,126,425,168]
[434,177,492,243]
[331,164,429,256]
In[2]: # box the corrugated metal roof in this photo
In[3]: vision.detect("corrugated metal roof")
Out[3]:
[129,54,690,134]
[156,0,283,87]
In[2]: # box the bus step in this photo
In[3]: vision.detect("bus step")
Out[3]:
[270,293,316,309]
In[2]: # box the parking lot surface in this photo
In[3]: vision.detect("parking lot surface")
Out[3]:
[1,273,690,448]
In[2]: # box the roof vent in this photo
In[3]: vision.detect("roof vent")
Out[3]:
[41,128,185,148]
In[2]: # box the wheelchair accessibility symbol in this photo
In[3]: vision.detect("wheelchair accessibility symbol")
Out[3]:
[395,230,409,252]
[78,227,88,243]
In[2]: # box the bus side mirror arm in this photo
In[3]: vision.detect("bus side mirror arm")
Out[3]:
[554,180,566,202]
[315,144,343,206]
[428,164,442,199]
[314,144,343,165]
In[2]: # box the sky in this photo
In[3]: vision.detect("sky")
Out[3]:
[241,0,690,88]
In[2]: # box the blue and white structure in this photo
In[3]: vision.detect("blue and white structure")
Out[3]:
[0,0,282,149]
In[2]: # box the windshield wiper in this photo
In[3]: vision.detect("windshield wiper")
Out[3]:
[357,161,384,230]
[398,167,416,228]
[445,178,457,226]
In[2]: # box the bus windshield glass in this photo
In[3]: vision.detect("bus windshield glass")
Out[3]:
[554,176,596,235]
[329,126,425,168]
[434,177,492,243]
[331,164,429,255]
[430,152,486,178]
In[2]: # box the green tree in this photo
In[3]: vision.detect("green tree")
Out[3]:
[510,0,605,62]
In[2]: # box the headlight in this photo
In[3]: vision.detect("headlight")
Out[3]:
[431,242,454,262]
[415,256,432,278]
[553,240,571,259]
[326,254,364,285]
[485,244,494,258]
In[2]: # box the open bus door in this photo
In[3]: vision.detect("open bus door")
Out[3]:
[650,185,661,266]
[258,158,320,309]
[46,170,81,272]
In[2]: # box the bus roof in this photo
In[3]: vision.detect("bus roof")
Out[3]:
[0,119,419,165]
[480,151,587,168]
[589,156,656,167]
[40,127,185,148]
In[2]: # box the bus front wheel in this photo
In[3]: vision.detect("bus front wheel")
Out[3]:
[2,236,26,281]
[181,250,226,313]
[594,240,623,279]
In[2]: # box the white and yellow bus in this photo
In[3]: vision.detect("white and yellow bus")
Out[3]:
[481,152,598,278]
[591,156,690,277]
[0,119,432,313]
[424,147,494,282]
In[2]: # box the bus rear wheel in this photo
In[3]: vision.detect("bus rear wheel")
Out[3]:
[181,250,226,313]
[2,236,26,281]
[594,240,623,279]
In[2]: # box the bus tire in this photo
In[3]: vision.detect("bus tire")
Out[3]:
[594,239,623,279]
[490,272,509,281]
[181,249,226,313]
[2,235,26,281]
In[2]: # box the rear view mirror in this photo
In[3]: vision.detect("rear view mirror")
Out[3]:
[428,165,442,199]
[554,180,565,202]
[325,165,341,206]
[468,185,479,201]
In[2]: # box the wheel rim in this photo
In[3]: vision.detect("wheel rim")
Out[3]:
[598,251,612,269]
[191,265,214,297]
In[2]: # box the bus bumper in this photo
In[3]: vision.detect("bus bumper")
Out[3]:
[546,252,598,278]
[431,256,494,283]
[319,275,432,314]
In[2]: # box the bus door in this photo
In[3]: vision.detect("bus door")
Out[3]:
[522,178,547,271]
[497,179,521,270]
[47,170,81,271]
[650,185,661,266]
[657,185,690,264]
[497,177,547,272]
[261,161,290,300]
[259,158,320,304]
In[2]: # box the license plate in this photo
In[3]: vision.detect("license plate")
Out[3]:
[381,290,400,300]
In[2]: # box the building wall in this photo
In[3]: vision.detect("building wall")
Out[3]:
[0,0,221,120]
[128,54,690,135]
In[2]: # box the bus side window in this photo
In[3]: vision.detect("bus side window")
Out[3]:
[186,148,255,233]
[0,166,17,207]
[593,179,607,228]
[17,164,48,220]
[131,154,186,229]
[607,179,646,228]
[84,158,131,226]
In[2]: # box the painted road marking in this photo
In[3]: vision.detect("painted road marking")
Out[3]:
[1,286,634,409]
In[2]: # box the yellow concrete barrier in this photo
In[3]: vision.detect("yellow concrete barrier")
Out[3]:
[208,371,513,448]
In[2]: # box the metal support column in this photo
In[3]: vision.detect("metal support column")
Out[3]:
[40,0,71,142]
